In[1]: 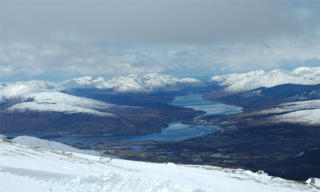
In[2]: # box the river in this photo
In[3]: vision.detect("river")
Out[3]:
[47,94,241,145]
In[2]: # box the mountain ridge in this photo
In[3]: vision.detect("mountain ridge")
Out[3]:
[211,67,320,92]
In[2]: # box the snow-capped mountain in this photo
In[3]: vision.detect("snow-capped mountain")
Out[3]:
[0,80,56,103]
[0,81,115,117]
[211,67,320,92]
[0,73,200,116]
[60,73,200,92]
[0,137,318,192]
[6,91,114,117]
[259,100,320,125]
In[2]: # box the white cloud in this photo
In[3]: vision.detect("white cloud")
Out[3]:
[1,33,320,80]
[0,42,164,79]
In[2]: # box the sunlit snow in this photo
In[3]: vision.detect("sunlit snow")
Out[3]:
[60,73,200,92]
[7,91,114,117]
[0,82,114,116]
[211,67,320,92]
[0,137,318,192]
[259,100,320,125]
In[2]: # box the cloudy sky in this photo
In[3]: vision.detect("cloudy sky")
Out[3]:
[0,0,319,81]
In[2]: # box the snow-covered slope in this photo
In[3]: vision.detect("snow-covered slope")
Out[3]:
[0,138,318,192]
[0,135,6,140]
[60,73,200,92]
[0,81,115,116]
[259,100,320,125]
[0,80,56,103]
[7,91,114,117]
[211,67,320,92]
[260,100,320,114]
[273,109,320,125]
[12,136,99,156]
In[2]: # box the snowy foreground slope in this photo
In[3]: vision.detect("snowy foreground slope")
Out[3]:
[12,136,100,156]
[0,137,319,192]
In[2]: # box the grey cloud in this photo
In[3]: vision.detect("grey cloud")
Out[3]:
[0,0,310,44]
[1,0,320,80]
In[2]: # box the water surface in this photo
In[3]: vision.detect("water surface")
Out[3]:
[48,94,241,145]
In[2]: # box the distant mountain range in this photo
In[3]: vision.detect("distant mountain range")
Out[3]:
[0,73,202,136]
[0,67,320,136]
[0,73,201,116]
[60,73,200,92]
